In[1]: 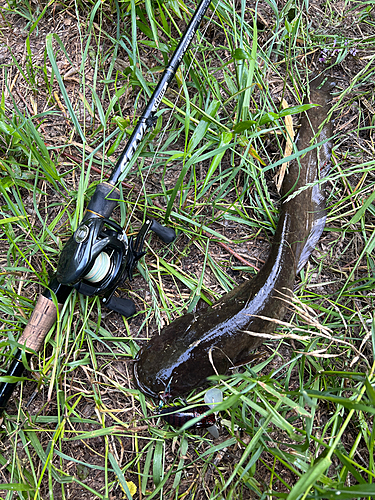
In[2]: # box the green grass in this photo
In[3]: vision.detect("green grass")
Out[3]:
[0,0,375,498]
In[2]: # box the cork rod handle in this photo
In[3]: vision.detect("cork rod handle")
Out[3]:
[18,295,63,352]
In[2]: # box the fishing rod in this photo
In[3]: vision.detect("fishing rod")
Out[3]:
[0,0,212,415]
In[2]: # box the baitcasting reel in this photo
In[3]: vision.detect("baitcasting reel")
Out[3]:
[56,216,176,317]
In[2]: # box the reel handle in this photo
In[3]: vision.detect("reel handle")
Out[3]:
[149,219,176,244]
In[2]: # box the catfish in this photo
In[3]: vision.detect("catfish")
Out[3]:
[134,77,334,398]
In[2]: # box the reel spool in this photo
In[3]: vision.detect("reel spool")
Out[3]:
[84,251,112,283]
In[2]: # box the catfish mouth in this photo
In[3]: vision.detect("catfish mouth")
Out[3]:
[133,359,159,399]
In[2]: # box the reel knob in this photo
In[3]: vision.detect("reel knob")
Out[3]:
[103,296,136,318]
[149,219,176,244]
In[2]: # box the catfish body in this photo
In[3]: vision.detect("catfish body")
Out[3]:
[134,78,334,398]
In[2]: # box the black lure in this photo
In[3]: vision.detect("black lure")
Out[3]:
[158,404,216,429]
